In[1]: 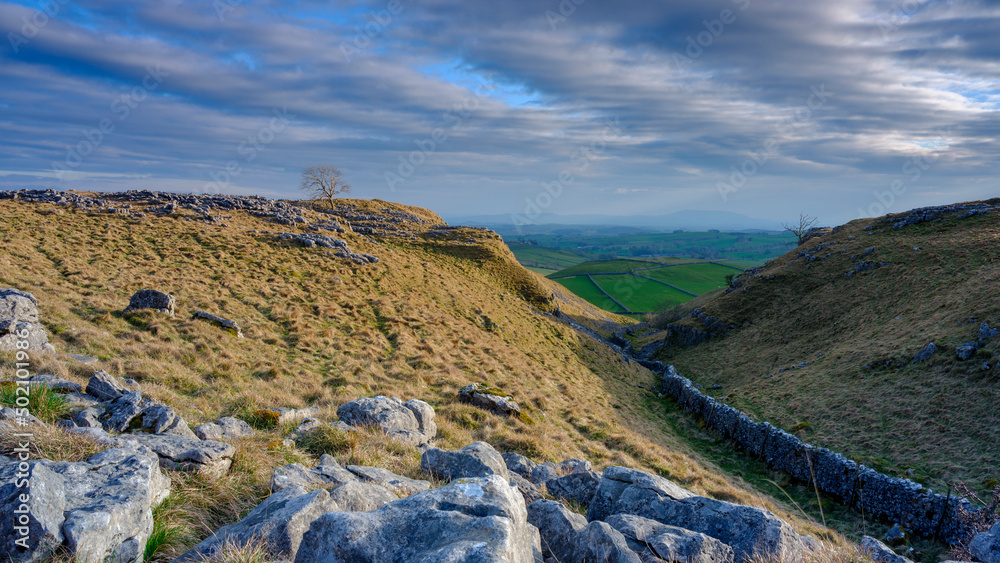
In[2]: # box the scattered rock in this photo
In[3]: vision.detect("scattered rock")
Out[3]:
[136,402,198,439]
[0,288,54,353]
[510,472,544,505]
[0,443,169,563]
[74,406,104,428]
[194,416,254,441]
[420,441,509,481]
[295,475,541,563]
[956,342,979,361]
[556,458,593,474]
[545,470,601,507]
[528,458,593,487]
[193,423,223,441]
[607,513,736,563]
[530,462,561,486]
[587,466,695,523]
[61,353,99,365]
[175,486,340,562]
[971,521,1000,563]
[263,406,321,425]
[317,454,362,484]
[527,499,587,562]
[0,406,42,427]
[861,535,913,563]
[101,390,151,433]
[345,465,431,497]
[458,383,522,417]
[272,463,345,492]
[287,418,325,440]
[336,396,436,447]
[329,480,399,512]
[123,289,175,317]
[586,466,801,562]
[528,499,641,563]
[270,458,364,494]
[503,452,538,479]
[60,392,101,410]
[127,433,235,476]
[85,370,131,402]
[980,322,1000,343]
[575,520,644,563]
[645,495,804,562]
[885,523,909,547]
[192,310,244,338]
[28,373,81,393]
[912,342,937,363]
[279,232,379,264]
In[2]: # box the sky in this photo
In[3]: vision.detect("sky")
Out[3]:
[1,0,998,225]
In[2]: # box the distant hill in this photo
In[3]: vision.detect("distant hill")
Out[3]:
[448,210,783,233]
[645,199,1000,494]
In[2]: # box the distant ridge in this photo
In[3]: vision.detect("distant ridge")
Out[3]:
[447,209,783,232]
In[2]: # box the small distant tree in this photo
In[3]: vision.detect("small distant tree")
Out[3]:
[782,212,819,246]
[300,165,351,208]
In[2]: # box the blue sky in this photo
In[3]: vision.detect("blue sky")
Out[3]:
[1,0,998,224]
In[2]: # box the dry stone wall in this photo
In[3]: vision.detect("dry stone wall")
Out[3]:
[638,359,972,543]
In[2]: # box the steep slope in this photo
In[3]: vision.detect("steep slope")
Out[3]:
[0,191,845,559]
[651,200,1000,494]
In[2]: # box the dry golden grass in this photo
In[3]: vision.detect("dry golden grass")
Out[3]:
[0,423,106,462]
[0,195,856,557]
[655,204,1000,494]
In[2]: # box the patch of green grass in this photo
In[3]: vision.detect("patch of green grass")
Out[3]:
[145,498,187,561]
[592,274,693,312]
[641,262,737,294]
[0,383,68,423]
[554,276,623,312]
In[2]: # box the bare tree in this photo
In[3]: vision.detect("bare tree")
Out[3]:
[300,165,351,208]
[782,212,819,245]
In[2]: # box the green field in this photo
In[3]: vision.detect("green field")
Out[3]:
[554,276,621,312]
[550,259,658,277]
[546,257,741,313]
[592,274,694,312]
[507,243,590,270]
[640,262,737,294]
[525,266,559,276]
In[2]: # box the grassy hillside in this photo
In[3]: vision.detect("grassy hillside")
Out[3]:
[652,200,1000,495]
[0,193,853,560]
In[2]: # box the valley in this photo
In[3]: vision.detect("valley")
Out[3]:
[0,190,996,562]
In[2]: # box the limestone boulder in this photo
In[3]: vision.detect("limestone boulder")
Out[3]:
[295,475,540,563]
[123,289,175,317]
[0,443,168,563]
[607,513,735,563]
[0,288,53,354]
[174,486,339,562]
[336,396,436,447]
[971,521,1000,563]
[420,441,509,482]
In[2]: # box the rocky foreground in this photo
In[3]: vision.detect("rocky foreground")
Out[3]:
[3,284,1000,562]
[2,364,819,563]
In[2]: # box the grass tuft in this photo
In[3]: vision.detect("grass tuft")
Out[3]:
[0,383,69,423]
